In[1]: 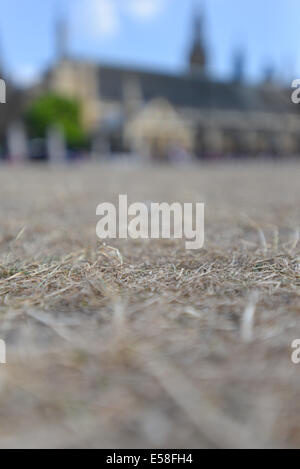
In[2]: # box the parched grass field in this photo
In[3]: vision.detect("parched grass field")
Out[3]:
[0,160,300,448]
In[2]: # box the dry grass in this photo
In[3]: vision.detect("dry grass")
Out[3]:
[0,160,300,448]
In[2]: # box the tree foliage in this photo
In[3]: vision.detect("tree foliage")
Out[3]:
[26,94,87,149]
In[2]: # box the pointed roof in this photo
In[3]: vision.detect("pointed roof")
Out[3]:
[188,2,207,72]
[54,3,68,61]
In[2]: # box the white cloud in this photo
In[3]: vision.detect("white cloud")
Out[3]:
[126,0,168,21]
[73,0,168,41]
[74,0,120,39]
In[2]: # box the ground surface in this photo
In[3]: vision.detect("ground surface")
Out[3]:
[0,160,300,448]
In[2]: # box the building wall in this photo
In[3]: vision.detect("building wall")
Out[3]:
[45,59,300,157]
[47,59,102,130]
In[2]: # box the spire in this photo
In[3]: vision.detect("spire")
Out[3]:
[193,4,204,44]
[55,4,68,62]
[188,1,207,75]
[232,50,246,84]
[263,64,275,86]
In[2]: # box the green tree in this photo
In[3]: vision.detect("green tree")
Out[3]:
[26,93,87,149]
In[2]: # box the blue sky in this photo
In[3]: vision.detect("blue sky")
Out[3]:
[0,0,298,85]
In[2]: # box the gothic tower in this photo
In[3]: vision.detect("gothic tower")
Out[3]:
[55,11,68,62]
[232,50,246,84]
[188,2,207,75]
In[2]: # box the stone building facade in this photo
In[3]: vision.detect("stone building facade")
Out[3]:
[41,10,300,160]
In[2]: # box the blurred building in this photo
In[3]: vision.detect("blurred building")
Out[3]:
[28,9,300,159]
[0,60,25,156]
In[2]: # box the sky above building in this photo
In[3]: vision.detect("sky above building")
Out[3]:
[0,0,298,86]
